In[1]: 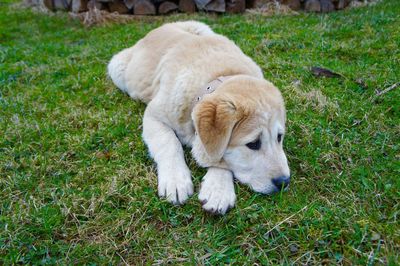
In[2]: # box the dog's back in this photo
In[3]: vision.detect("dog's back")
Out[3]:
[107,21,214,102]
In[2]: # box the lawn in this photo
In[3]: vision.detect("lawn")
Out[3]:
[0,0,399,264]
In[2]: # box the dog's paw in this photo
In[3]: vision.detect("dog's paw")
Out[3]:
[198,169,236,215]
[157,165,193,205]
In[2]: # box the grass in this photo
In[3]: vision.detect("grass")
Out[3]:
[0,0,399,264]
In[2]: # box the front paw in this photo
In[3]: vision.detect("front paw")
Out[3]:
[198,170,236,215]
[157,166,193,205]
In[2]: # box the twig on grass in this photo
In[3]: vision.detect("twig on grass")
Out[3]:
[116,252,129,266]
[292,251,311,264]
[367,239,383,266]
[375,82,400,97]
[351,247,386,264]
[264,204,310,237]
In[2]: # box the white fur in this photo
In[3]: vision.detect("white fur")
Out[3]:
[142,108,193,204]
[172,21,214,36]
[107,47,133,93]
[198,168,236,214]
[107,21,289,214]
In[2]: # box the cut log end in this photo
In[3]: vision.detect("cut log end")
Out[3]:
[281,0,301,10]
[226,0,245,13]
[134,0,156,15]
[179,0,196,13]
[108,0,130,13]
[158,1,179,14]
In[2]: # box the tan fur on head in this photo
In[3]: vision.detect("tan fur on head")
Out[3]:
[191,75,289,194]
[193,98,243,162]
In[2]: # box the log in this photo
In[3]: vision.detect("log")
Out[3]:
[332,0,350,9]
[108,0,130,13]
[320,0,335,12]
[304,0,320,12]
[43,0,54,10]
[51,0,72,10]
[158,1,179,14]
[134,0,156,14]
[194,0,211,9]
[226,0,245,13]
[71,0,88,12]
[281,0,301,10]
[179,0,196,13]
[204,0,225,12]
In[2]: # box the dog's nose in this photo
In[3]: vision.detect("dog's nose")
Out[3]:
[272,176,290,190]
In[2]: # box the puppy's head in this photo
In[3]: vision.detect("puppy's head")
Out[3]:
[192,75,290,194]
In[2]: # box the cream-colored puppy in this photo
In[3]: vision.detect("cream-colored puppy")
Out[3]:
[108,21,290,214]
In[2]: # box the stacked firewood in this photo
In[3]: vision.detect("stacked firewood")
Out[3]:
[281,0,352,12]
[41,0,358,15]
[43,0,250,14]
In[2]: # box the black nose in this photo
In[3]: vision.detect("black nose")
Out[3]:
[272,176,290,190]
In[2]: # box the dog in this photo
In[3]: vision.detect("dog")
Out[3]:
[107,21,290,214]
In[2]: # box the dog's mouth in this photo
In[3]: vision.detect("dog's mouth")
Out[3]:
[257,185,289,195]
[250,182,290,195]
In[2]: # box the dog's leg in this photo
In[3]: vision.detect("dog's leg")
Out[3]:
[143,109,193,205]
[199,167,236,214]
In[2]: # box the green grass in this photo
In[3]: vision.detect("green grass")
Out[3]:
[1,0,399,264]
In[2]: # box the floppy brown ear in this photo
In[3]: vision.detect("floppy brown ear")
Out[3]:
[192,98,240,161]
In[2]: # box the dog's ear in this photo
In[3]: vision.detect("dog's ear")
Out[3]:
[192,97,241,162]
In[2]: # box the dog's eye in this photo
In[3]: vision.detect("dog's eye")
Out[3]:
[246,139,261,150]
[277,133,283,143]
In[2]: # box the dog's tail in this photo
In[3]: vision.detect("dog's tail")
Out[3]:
[107,47,133,93]
[172,21,215,36]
